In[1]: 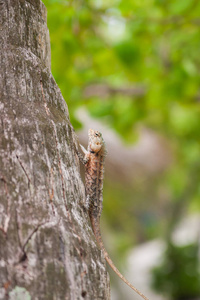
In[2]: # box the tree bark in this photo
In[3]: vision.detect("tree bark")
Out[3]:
[0,1,110,299]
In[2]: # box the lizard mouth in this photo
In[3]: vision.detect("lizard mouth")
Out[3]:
[90,139,102,152]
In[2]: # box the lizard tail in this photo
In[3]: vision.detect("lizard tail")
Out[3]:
[90,217,149,300]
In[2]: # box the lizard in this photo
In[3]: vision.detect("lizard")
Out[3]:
[79,129,149,300]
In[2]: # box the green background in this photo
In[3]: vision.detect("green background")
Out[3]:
[42,1,200,298]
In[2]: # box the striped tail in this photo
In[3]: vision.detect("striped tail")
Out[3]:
[90,217,149,300]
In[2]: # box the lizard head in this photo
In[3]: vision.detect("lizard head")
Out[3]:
[88,129,104,153]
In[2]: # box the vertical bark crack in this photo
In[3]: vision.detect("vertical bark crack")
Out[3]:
[16,155,31,188]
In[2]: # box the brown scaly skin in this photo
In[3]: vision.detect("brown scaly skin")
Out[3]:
[80,129,149,300]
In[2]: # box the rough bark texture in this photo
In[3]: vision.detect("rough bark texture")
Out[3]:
[0,1,110,299]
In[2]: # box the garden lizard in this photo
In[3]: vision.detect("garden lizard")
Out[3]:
[79,129,149,300]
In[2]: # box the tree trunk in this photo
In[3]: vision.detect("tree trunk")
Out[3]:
[0,1,110,299]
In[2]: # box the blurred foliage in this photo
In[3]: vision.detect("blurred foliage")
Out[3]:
[42,0,200,173]
[42,0,200,137]
[42,0,200,297]
[152,243,200,300]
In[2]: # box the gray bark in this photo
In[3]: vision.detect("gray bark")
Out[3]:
[0,1,110,299]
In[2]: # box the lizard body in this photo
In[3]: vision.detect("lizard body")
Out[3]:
[80,129,149,300]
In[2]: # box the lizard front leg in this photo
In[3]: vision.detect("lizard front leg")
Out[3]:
[79,144,90,165]
[75,143,90,165]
